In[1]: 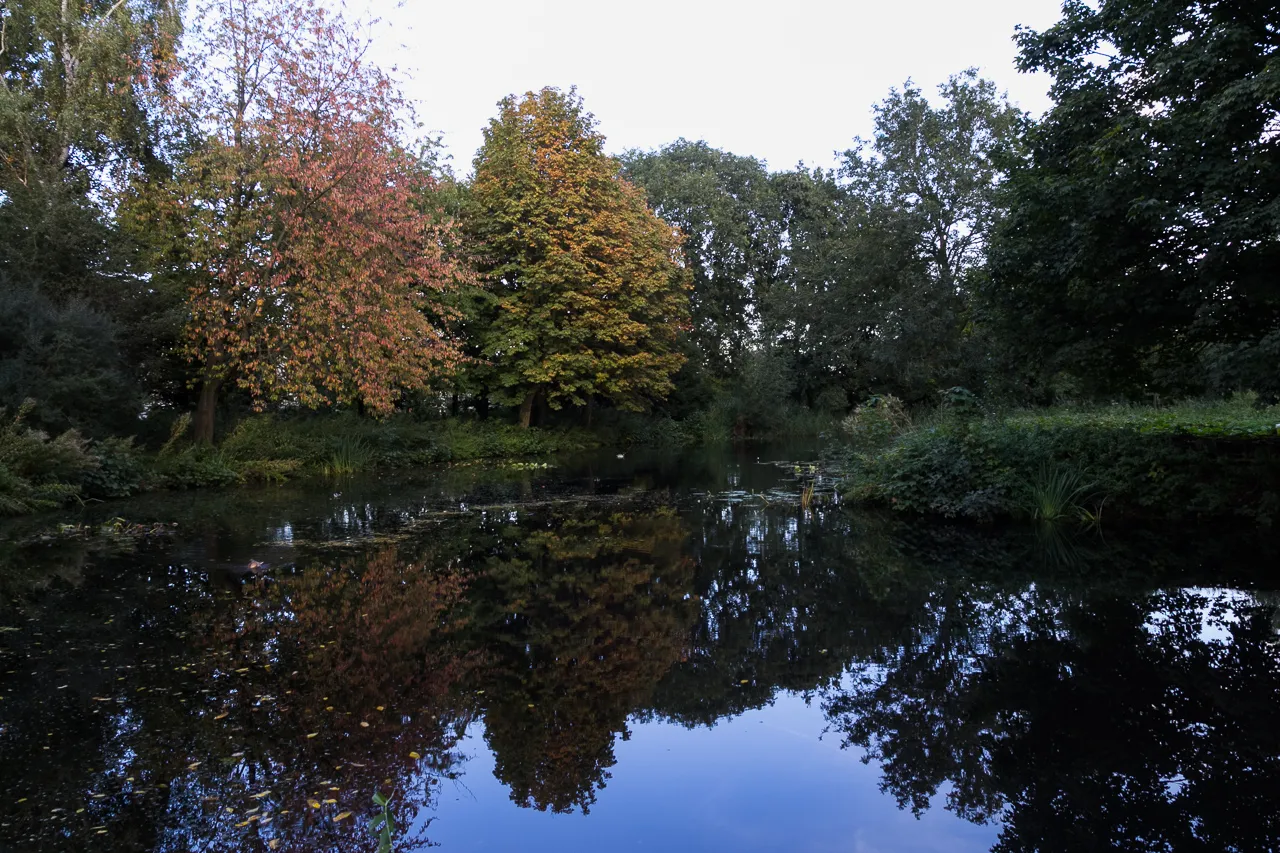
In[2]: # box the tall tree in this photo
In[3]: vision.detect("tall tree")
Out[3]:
[984,1,1280,399]
[467,88,690,428]
[842,70,1026,296]
[620,140,784,380]
[133,0,466,442]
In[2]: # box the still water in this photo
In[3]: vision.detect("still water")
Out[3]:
[1,447,1279,852]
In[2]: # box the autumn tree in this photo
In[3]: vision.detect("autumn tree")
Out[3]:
[466,87,690,428]
[133,0,466,442]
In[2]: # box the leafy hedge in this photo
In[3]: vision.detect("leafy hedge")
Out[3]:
[841,400,1280,523]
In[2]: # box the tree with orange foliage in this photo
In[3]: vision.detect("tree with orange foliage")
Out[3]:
[466,88,691,428]
[132,0,466,442]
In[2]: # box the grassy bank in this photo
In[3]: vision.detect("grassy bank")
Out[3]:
[837,396,1280,524]
[0,401,835,516]
[0,408,601,515]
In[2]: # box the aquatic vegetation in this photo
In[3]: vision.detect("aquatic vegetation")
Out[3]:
[323,435,374,477]
[1025,464,1097,524]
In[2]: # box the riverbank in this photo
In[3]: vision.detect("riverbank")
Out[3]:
[0,404,835,516]
[836,397,1280,525]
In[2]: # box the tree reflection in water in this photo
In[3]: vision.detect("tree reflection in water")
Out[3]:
[2,475,1280,852]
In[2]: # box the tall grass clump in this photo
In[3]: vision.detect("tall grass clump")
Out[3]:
[323,435,373,476]
[1025,463,1098,524]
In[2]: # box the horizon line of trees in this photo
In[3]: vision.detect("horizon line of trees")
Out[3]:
[1,0,1276,443]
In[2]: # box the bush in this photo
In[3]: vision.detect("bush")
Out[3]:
[0,401,98,514]
[841,395,912,450]
[842,399,1280,523]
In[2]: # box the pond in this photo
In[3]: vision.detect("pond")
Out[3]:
[2,446,1279,852]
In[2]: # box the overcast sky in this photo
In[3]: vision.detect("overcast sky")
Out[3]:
[365,0,1066,175]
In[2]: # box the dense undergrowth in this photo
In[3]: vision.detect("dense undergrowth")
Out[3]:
[0,408,597,515]
[0,401,833,516]
[837,395,1280,525]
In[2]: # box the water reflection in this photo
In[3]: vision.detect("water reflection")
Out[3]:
[2,450,1279,851]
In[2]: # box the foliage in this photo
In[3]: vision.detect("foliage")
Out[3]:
[0,276,141,436]
[130,0,466,441]
[620,140,783,379]
[466,87,691,426]
[842,399,1280,522]
[323,436,374,477]
[0,401,97,514]
[1024,463,1098,524]
[841,395,913,451]
[983,0,1280,399]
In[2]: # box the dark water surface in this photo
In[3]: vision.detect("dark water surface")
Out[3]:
[2,446,1279,852]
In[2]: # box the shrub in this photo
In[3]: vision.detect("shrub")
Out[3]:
[0,401,97,514]
[843,399,1280,523]
[841,395,913,450]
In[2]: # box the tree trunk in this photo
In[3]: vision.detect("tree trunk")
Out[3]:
[194,378,221,445]
[585,396,594,428]
[518,391,536,429]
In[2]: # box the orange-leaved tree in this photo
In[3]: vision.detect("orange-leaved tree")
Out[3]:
[134,0,466,442]
[466,87,691,428]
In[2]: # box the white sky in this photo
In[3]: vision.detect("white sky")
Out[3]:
[365,0,1065,175]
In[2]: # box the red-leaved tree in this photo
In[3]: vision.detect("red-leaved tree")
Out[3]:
[141,0,466,441]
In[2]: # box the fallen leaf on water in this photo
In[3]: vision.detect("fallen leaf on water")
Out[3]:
[409,751,420,760]
[333,811,352,822]
[322,798,336,804]
[376,706,384,711]
[269,841,279,850]
[187,762,201,770]
[214,712,228,720]
[305,733,318,739]
[739,680,750,684]
[251,791,271,799]
[359,722,369,728]
[307,799,321,809]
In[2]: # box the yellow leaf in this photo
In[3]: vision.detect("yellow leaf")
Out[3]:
[251,791,271,799]
[214,712,228,720]
[269,841,280,850]
[333,811,352,822]
[307,799,321,809]
[323,798,336,804]
[305,733,318,739]
[409,751,421,760]
[187,762,201,770]
[359,721,369,728]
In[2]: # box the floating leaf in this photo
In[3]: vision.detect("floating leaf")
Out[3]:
[307,799,321,809]
[408,751,420,760]
[251,791,271,799]
[359,721,369,728]
[214,712,228,720]
[305,733,318,739]
[187,762,201,770]
[333,811,352,822]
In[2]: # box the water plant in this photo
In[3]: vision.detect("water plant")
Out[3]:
[323,435,373,477]
[371,790,396,853]
[1025,463,1096,524]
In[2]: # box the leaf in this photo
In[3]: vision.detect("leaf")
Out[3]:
[187,762,201,770]
[408,751,420,760]
[333,811,353,822]
[308,799,321,809]
[305,732,318,739]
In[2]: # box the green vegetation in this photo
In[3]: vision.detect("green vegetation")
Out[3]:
[840,397,1280,523]
[1,0,1275,518]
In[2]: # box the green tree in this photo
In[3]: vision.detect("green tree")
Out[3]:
[620,140,784,380]
[0,0,181,427]
[983,1,1280,399]
[467,88,691,428]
